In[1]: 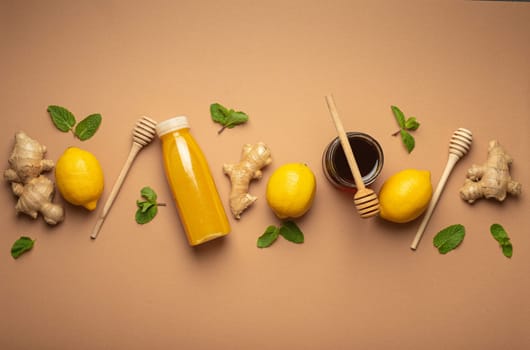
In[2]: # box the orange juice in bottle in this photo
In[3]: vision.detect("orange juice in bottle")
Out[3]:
[156,116,230,246]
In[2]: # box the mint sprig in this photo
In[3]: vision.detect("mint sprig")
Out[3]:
[210,102,249,134]
[47,105,102,141]
[257,221,304,248]
[391,105,420,153]
[11,236,35,259]
[490,224,513,258]
[135,187,165,224]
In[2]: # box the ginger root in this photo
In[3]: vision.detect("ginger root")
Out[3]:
[223,142,272,219]
[4,132,64,224]
[459,140,521,203]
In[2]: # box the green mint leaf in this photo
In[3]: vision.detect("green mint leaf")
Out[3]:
[490,224,513,258]
[279,220,304,244]
[224,111,249,129]
[135,187,162,224]
[391,105,406,129]
[405,117,420,131]
[400,129,415,153]
[135,205,158,224]
[501,244,513,258]
[74,113,102,141]
[141,203,153,213]
[11,236,35,259]
[490,223,508,242]
[137,200,154,213]
[433,224,465,254]
[140,186,157,203]
[210,103,230,125]
[257,225,280,248]
[47,105,76,132]
[210,103,249,133]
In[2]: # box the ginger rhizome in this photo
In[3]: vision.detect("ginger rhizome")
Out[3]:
[459,140,521,203]
[223,142,272,219]
[4,132,64,224]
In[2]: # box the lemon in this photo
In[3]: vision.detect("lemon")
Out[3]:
[55,147,104,211]
[378,169,432,223]
[266,163,316,219]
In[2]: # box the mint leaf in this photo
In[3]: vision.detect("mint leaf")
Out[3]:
[279,221,304,244]
[433,224,465,254]
[210,102,249,133]
[140,186,157,203]
[47,105,76,132]
[490,223,508,242]
[75,113,102,141]
[405,117,420,131]
[224,110,249,128]
[137,200,154,213]
[135,187,163,224]
[11,236,35,259]
[135,205,158,224]
[210,103,230,125]
[502,244,513,258]
[400,129,415,153]
[391,105,406,128]
[490,224,513,258]
[257,226,280,248]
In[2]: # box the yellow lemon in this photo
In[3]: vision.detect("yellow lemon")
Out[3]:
[378,169,432,223]
[266,163,316,219]
[55,147,104,211]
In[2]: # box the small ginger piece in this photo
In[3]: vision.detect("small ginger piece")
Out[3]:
[459,140,521,203]
[4,131,64,224]
[5,132,55,183]
[11,176,64,224]
[223,142,272,219]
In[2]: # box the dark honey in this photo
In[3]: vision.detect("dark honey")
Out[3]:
[322,132,384,193]
[333,138,380,182]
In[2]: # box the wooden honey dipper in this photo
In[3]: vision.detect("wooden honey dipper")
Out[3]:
[90,116,158,239]
[410,128,473,250]
[325,95,380,218]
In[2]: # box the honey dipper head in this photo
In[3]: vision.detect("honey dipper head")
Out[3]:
[449,128,472,158]
[133,116,157,146]
[354,188,380,218]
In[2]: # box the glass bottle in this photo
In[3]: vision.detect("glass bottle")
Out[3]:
[156,116,230,246]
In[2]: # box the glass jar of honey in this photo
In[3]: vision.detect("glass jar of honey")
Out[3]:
[322,132,384,193]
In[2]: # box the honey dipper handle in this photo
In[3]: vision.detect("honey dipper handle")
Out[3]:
[410,154,459,250]
[90,143,142,239]
[325,95,366,191]
[410,127,472,250]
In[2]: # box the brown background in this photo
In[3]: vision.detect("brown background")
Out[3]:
[1,1,529,349]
